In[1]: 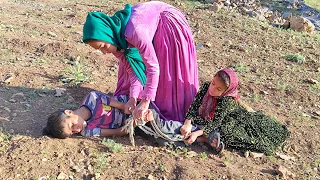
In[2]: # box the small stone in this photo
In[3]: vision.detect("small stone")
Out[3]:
[37,93,46,97]
[10,92,26,102]
[95,173,100,179]
[147,174,154,180]
[73,31,82,35]
[9,129,14,134]
[276,152,295,161]
[290,144,297,152]
[3,76,14,84]
[57,172,68,180]
[54,88,65,97]
[275,165,296,179]
[306,78,319,84]
[47,31,57,37]
[204,41,212,48]
[244,151,250,158]
[71,165,81,172]
[224,40,232,46]
[196,44,204,49]
[260,90,268,95]
[249,152,264,158]
[186,151,198,158]
[42,158,47,161]
[218,162,228,167]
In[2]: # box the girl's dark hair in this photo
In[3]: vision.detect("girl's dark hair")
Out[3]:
[216,70,230,89]
[42,109,69,139]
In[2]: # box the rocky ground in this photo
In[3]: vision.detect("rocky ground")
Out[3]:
[0,0,319,179]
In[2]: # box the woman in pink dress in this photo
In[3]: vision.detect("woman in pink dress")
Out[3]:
[83,1,198,122]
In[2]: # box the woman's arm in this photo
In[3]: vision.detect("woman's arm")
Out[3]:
[126,27,160,101]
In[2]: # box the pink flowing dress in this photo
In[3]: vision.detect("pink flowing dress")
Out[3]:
[113,1,199,122]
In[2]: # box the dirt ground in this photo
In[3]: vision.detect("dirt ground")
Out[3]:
[0,0,319,179]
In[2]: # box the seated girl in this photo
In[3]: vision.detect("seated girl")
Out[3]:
[179,68,290,155]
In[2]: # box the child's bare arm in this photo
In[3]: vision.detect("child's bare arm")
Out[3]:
[100,128,127,137]
[109,98,126,111]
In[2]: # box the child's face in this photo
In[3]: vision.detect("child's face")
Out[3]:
[61,110,87,137]
[208,75,227,97]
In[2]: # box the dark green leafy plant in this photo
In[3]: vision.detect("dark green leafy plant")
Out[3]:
[285,53,305,64]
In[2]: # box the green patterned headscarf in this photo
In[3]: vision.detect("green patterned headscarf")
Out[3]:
[83,4,146,85]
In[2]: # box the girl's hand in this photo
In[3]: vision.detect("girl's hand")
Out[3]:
[184,132,198,145]
[180,120,192,137]
[125,97,137,114]
[133,99,150,120]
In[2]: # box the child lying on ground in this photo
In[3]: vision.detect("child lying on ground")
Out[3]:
[43,91,198,143]
[180,68,290,155]
[43,91,133,138]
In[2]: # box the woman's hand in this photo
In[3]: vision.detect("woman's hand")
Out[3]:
[125,97,137,114]
[133,99,150,120]
[180,119,192,137]
[184,132,199,145]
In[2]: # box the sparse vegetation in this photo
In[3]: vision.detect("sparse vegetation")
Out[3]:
[285,53,306,64]
[199,152,207,159]
[60,61,91,86]
[94,152,109,173]
[234,62,250,73]
[101,138,123,153]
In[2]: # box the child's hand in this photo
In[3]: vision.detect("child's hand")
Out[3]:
[125,97,137,114]
[180,123,192,138]
[144,109,154,122]
[184,132,198,145]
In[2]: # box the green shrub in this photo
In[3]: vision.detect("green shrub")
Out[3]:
[60,61,91,86]
[102,138,123,153]
[285,53,305,64]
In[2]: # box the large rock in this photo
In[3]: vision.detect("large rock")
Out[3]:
[289,16,315,33]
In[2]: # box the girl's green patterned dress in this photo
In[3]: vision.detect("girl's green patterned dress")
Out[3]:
[185,82,290,155]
